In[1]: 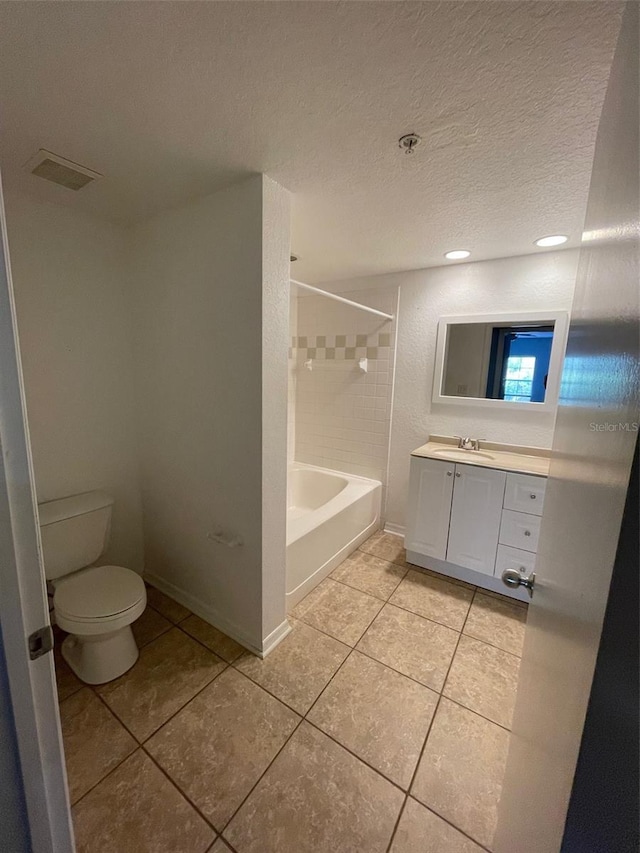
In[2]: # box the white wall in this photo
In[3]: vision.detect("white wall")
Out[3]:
[294,286,398,487]
[287,289,297,463]
[260,176,291,643]
[131,174,290,653]
[4,194,144,571]
[321,249,579,530]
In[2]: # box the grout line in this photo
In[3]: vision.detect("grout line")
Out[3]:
[137,661,230,745]
[219,642,363,837]
[408,795,494,852]
[329,573,473,633]
[68,742,140,809]
[94,652,229,747]
[385,587,477,853]
[142,745,219,837]
[456,630,524,661]
[219,716,306,836]
[62,538,513,851]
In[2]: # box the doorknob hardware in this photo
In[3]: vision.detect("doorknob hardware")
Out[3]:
[501,568,535,597]
[530,494,537,499]
[524,530,531,537]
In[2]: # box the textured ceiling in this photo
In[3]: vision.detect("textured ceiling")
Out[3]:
[0,2,623,282]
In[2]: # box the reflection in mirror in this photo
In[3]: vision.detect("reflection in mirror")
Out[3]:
[442,321,556,403]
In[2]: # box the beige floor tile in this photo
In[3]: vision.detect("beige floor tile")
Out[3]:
[390,798,484,853]
[180,614,245,662]
[145,584,191,623]
[96,628,225,741]
[60,688,136,804]
[146,667,299,829]
[331,550,407,600]
[464,592,527,655]
[356,604,459,691]
[292,578,383,646]
[225,722,403,853]
[359,530,408,566]
[132,606,172,648]
[390,569,474,631]
[72,749,214,853]
[54,641,83,702]
[308,651,438,788]
[210,840,233,852]
[412,698,510,849]
[235,620,350,714]
[443,635,520,728]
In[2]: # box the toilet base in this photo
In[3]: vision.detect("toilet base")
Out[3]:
[62,625,139,685]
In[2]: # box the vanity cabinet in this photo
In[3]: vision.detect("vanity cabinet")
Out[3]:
[406,458,505,576]
[406,451,547,598]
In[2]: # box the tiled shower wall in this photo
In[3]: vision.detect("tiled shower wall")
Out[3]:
[291,286,398,486]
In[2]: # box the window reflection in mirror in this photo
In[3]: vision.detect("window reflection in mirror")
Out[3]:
[442,322,555,403]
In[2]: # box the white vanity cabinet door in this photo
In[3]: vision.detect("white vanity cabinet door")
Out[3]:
[405,456,455,560]
[446,464,506,575]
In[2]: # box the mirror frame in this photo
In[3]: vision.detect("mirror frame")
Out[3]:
[432,310,569,412]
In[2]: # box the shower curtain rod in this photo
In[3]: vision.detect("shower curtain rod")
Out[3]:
[290,279,394,321]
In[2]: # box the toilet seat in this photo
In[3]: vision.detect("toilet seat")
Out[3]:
[54,565,145,629]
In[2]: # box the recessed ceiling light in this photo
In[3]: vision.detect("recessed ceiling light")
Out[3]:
[535,235,568,247]
[444,250,471,260]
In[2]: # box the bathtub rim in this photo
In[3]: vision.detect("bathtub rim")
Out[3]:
[287,461,382,546]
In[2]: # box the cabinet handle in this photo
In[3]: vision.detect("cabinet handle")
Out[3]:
[455,472,461,478]
[530,493,537,499]
[524,530,531,537]
[447,471,453,476]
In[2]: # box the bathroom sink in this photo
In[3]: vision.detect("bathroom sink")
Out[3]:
[431,447,495,462]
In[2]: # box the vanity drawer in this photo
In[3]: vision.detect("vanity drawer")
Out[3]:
[499,509,541,552]
[495,544,537,577]
[503,473,546,516]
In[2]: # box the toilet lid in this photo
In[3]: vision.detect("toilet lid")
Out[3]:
[54,566,145,621]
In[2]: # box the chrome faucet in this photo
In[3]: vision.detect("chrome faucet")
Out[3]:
[456,436,481,451]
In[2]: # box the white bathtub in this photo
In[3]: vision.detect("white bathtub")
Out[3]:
[286,462,382,610]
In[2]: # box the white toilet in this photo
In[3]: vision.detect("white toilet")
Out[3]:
[38,490,146,685]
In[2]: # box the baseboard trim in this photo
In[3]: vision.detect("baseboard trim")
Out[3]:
[383,522,405,538]
[143,571,290,658]
[260,619,292,658]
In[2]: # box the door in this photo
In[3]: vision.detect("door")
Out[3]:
[405,456,454,560]
[0,174,74,851]
[494,9,639,851]
[446,464,505,574]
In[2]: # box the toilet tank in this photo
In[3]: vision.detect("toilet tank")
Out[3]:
[38,491,114,580]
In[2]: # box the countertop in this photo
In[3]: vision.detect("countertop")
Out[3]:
[411,437,550,477]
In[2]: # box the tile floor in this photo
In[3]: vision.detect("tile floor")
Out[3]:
[54,531,527,853]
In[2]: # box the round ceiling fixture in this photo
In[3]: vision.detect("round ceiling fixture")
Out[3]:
[444,249,471,260]
[398,133,422,154]
[535,235,568,247]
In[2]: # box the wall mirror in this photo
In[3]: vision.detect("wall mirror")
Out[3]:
[432,311,569,411]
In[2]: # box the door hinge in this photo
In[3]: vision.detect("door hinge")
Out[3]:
[28,625,54,660]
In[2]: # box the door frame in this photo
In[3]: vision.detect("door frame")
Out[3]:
[0,173,74,852]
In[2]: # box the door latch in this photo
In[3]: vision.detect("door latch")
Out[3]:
[28,625,54,660]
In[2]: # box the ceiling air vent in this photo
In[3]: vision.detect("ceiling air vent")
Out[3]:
[23,149,102,191]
